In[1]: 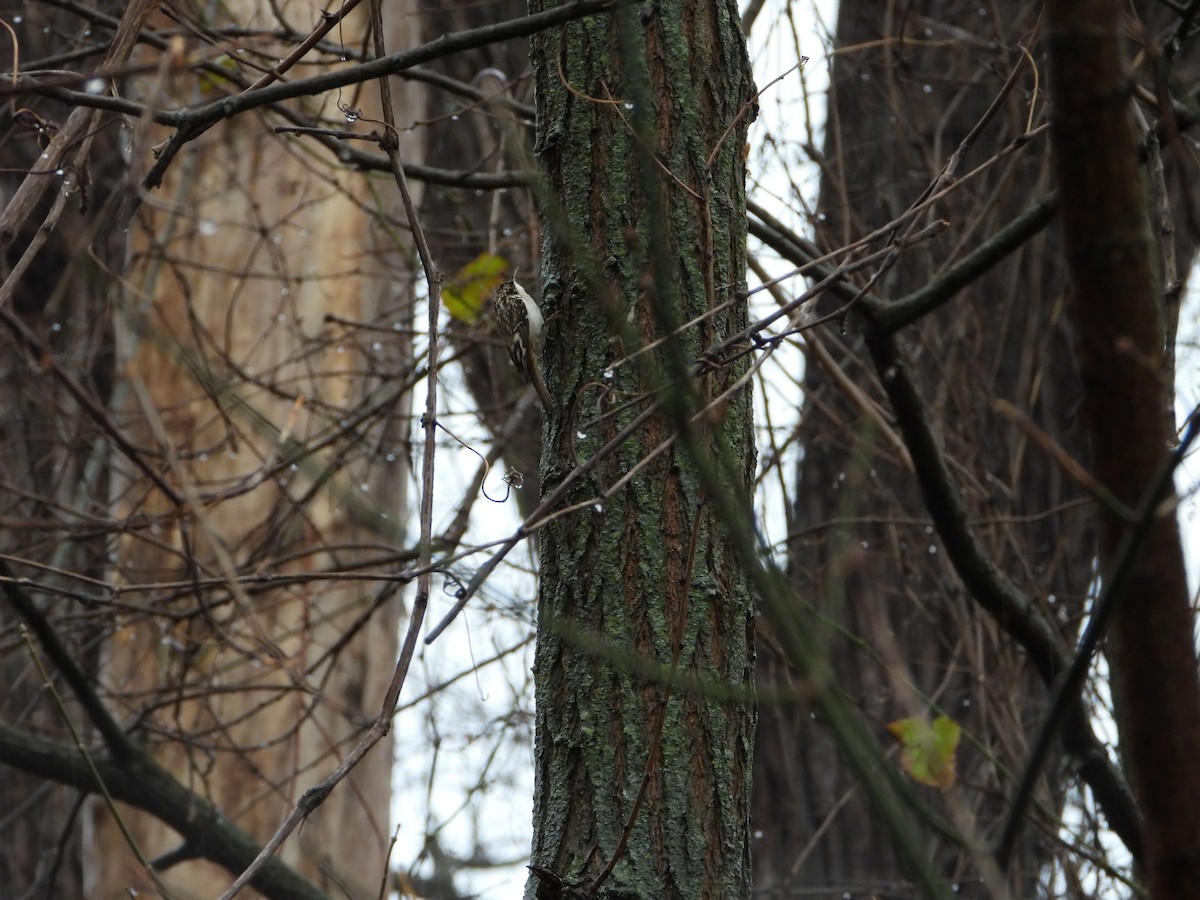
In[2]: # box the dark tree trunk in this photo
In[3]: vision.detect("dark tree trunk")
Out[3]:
[1046,1,1200,895]
[0,5,128,895]
[754,1,1196,895]
[526,1,758,897]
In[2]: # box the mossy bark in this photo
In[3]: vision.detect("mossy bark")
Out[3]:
[526,2,757,898]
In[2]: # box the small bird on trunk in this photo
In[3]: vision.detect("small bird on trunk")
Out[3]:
[494,277,551,410]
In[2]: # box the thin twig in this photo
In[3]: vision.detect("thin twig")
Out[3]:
[216,0,448,890]
[995,403,1200,869]
[144,0,636,190]
[19,627,173,898]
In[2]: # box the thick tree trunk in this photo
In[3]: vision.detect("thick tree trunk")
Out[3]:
[757,1,1200,895]
[62,5,420,897]
[1046,2,1200,895]
[0,5,144,896]
[526,1,757,897]
[753,1,1182,894]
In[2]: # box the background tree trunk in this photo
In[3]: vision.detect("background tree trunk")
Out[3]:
[0,4,143,895]
[525,1,758,896]
[416,0,546,515]
[755,1,1198,895]
[1046,0,1200,893]
[0,3,418,897]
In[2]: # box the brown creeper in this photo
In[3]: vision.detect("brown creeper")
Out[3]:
[494,277,552,410]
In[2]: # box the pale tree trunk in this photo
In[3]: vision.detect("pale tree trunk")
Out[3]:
[73,5,422,897]
[526,1,757,897]
[755,0,1196,895]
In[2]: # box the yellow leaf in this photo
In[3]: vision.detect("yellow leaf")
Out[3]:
[886,713,961,790]
[442,253,509,324]
[199,55,239,96]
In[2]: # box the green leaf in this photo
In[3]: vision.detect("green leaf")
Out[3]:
[886,714,961,790]
[442,253,508,324]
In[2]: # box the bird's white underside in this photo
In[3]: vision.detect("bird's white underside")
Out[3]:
[511,279,544,348]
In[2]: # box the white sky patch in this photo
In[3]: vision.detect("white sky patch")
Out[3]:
[392,297,537,897]
[745,1,835,559]
[1174,271,1200,599]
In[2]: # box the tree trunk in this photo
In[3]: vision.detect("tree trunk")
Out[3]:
[0,4,144,896]
[526,1,757,897]
[1046,1,1200,895]
[754,1,1197,894]
[70,5,419,897]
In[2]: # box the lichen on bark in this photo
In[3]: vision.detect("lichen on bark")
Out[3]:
[526,1,757,898]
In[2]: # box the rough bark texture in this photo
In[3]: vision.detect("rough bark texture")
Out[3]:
[1046,2,1200,896]
[526,1,757,897]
